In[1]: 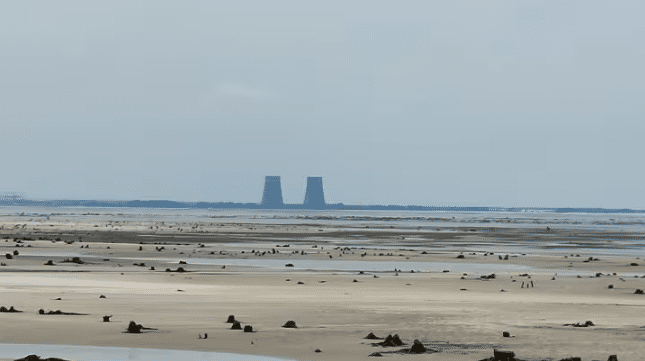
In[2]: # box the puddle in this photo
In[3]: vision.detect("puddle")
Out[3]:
[0,344,289,361]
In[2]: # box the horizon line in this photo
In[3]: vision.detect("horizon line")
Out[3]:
[0,195,644,212]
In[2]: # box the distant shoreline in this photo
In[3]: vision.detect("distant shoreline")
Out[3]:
[1,197,644,214]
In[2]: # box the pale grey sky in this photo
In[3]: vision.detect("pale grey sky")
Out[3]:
[1,1,644,208]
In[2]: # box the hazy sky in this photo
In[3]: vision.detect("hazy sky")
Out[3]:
[1,1,644,208]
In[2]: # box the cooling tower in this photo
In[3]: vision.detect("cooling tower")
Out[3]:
[303,177,325,209]
[261,176,284,208]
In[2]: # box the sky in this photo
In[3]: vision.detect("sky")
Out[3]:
[1,0,644,208]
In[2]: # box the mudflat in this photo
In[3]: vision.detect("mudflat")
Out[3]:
[0,209,643,361]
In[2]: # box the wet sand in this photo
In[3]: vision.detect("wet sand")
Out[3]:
[0,210,644,360]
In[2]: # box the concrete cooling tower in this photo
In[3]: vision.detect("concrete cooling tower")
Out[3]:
[260,176,284,208]
[303,176,325,209]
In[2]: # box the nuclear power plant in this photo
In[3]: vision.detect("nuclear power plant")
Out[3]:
[304,177,325,209]
[260,176,284,208]
[259,176,326,209]
[2,175,642,213]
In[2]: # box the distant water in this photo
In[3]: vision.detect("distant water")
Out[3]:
[0,344,289,361]
[3,205,645,231]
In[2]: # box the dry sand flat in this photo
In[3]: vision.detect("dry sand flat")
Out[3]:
[1,211,644,360]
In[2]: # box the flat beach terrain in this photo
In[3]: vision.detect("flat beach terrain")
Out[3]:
[1,208,644,361]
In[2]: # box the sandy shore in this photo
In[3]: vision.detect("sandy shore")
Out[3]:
[0,211,643,361]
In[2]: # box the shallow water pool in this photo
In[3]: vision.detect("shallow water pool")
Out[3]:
[0,344,289,361]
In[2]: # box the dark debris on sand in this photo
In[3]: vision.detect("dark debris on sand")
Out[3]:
[369,339,437,356]
[478,349,522,361]
[14,355,69,361]
[476,349,598,361]
[364,332,383,339]
[125,320,157,333]
[62,257,84,264]
[563,320,594,327]
[373,334,405,347]
[399,339,437,354]
[231,321,243,330]
[38,309,86,315]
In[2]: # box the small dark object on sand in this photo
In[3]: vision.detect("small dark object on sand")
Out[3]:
[231,321,242,330]
[503,331,511,337]
[314,349,322,353]
[282,320,297,328]
[6,253,12,259]
[103,315,112,322]
[353,279,358,282]
[608,284,614,289]
[297,281,304,284]
[150,266,155,270]
[408,339,426,354]
[44,260,54,266]
[62,257,84,264]
[127,321,143,333]
[99,295,106,298]
[40,309,85,316]
[478,350,518,361]
[368,352,383,357]
[54,298,61,301]
[285,263,294,267]
[635,289,644,294]
[564,320,594,327]
[494,349,516,361]
[607,356,617,361]
[176,267,185,273]
[13,250,19,256]
[14,355,69,361]
[226,315,236,323]
[179,260,187,265]
[558,358,581,361]
[456,254,465,259]
[378,334,404,347]
[364,332,381,339]
[631,263,639,266]
[244,325,253,332]
[1,306,22,313]
[125,321,156,333]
